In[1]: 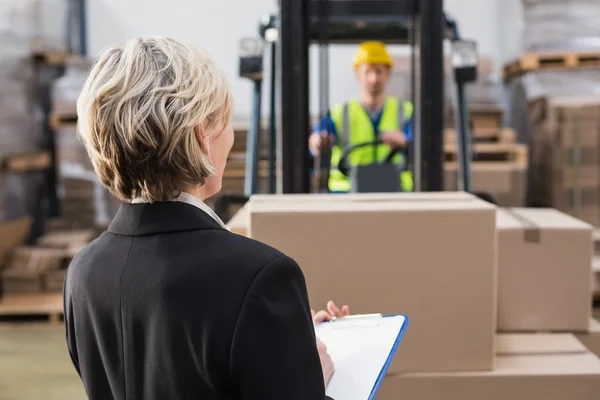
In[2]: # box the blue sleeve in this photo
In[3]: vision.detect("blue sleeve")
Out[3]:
[403,116,413,142]
[311,113,337,138]
[309,113,338,158]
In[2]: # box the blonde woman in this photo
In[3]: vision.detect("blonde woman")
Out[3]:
[64,36,348,400]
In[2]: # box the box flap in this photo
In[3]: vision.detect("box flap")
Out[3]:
[588,319,600,334]
[249,197,496,215]
[496,333,588,355]
[249,191,477,203]
[445,163,523,173]
[494,353,600,376]
[509,208,593,230]
[496,209,523,229]
[394,353,600,378]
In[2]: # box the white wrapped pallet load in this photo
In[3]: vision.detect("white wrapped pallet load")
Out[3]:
[50,56,93,118]
[0,0,46,221]
[522,0,600,51]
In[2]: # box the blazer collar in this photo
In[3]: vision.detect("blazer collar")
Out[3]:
[131,192,229,230]
[108,202,226,236]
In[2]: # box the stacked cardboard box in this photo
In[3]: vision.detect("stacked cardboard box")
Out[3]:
[527,96,600,227]
[0,216,32,269]
[496,208,593,332]
[0,225,95,295]
[221,152,269,194]
[444,163,526,207]
[379,334,600,399]
[231,192,600,397]
[444,104,527,207]
[1,247,67,294]
[53,121,121,229]
[391,55,527,208]
[60,176,105,229]
[595,233,600,299]
[53,124,120,229]
[446,104,505,132]
[218,121,270,195]
[237,198,595,330]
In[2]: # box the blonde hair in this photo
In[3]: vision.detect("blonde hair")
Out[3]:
[77,36,232,202]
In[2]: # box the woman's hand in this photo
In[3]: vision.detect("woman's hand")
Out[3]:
[312,301,350,387]
[317,338,334,387]
[311,300,351,324]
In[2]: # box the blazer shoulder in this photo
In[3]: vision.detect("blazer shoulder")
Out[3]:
[220,230,288,265]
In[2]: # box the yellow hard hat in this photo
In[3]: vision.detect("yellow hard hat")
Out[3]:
[353,41,393,68]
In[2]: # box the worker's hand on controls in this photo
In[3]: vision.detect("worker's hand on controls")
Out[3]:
[309,131,335,156]
[317,338,335,387]
[380,130,407,149]
[311,300,351,324]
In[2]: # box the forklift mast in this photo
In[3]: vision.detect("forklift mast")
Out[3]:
[278,0,446,194]
[237,0,476,200]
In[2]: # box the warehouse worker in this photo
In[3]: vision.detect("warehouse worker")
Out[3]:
[309,41,414,193]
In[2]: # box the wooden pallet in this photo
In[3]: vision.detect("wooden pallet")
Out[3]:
[49,112,78,131]
[221,153,270,193]
[447,104,504,132]
[224,153,269,179]
[503,51,600,81]
[445,127,517,144]
[444,143,528,165]
[31,50,70,66]
[0,151,52,173]
[0,293,64,324]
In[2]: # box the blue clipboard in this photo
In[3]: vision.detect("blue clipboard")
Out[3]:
[316,313,409,400]
[368,314,409,400]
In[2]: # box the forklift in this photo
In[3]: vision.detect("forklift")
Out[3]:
[217,0,492,220]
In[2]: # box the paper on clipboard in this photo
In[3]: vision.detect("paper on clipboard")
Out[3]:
[315,314,408,400]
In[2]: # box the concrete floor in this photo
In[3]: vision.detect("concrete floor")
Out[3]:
[0,324,86,400]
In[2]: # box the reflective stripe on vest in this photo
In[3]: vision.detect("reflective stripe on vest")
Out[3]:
[329,97,414,192]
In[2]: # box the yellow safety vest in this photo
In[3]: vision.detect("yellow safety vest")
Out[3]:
[328,96,414,193]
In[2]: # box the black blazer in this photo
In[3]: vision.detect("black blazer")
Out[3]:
[64,201,331,400]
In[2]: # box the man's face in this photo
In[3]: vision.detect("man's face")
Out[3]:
[355,63,391,97]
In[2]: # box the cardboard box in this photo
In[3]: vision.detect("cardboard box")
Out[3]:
[444,164,526,207]
[226,204,249,236]
[593,255,600,296]
[378,334,600,400]
[526,97,600,224]
[496,208,593,332]
[7,246,66,272]
[249,195,497,373]
[577,319,600,359]
[235,192,480,239]
[36,230,96,249]
[1,269,46,294]
[0,216,32,269]
[248,191,479,203]
[44,268,67,292]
